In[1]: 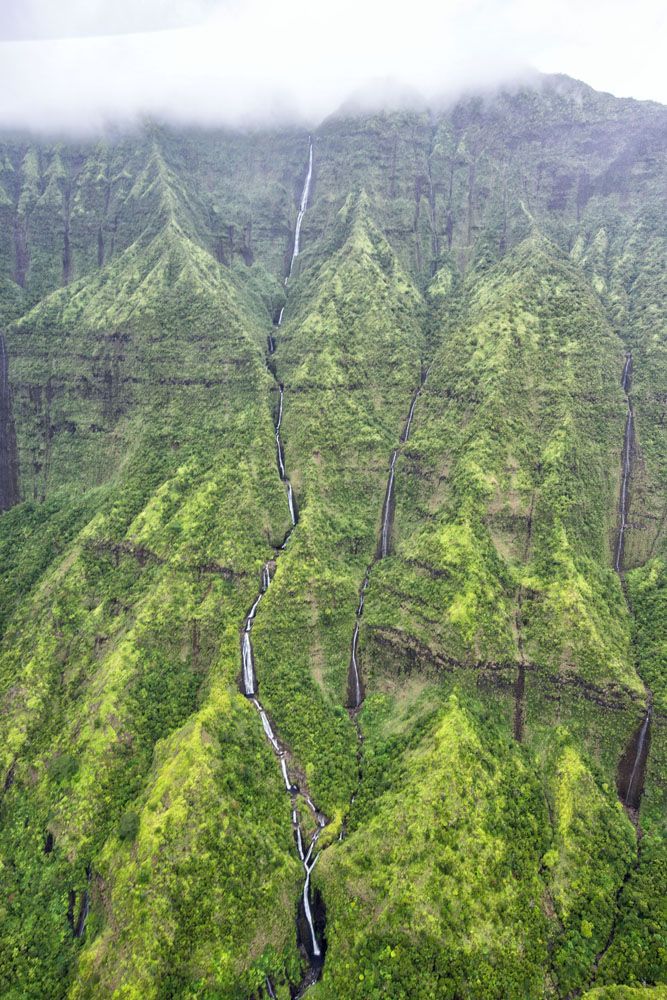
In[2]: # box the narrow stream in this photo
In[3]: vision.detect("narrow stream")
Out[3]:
[238,139,327,997]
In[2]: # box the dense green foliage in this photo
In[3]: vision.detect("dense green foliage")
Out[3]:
[0,73,664,998]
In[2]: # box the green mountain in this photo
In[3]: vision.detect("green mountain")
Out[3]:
[0,74,665,999]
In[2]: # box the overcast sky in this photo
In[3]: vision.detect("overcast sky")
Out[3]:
[0,0,665,132]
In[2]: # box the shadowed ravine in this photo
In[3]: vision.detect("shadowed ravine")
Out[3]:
[617,710,651,813]
[613,353,652,819]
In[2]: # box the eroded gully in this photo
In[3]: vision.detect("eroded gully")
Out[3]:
[613,353,652,822]
[339,377,428,848]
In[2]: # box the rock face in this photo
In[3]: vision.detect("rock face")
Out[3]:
[0,74,665,1000]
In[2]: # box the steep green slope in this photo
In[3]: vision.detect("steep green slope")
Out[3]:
[0,222,305,997]
[0,126,313,326]
[312,237,644,998]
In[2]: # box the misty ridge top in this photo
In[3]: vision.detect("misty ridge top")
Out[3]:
[0,65,663,329]
[0,71,664,144]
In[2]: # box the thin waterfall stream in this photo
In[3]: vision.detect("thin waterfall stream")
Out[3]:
[378,450,398,560]
[349,385,426,709]
[236,139,326,997]
[339,382,427,846]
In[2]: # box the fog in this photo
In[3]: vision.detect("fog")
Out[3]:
[0,0,665,133]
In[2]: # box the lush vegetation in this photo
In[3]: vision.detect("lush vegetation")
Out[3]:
[0,74,664,997]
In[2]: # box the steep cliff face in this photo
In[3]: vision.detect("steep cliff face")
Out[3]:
[0,75,665,999]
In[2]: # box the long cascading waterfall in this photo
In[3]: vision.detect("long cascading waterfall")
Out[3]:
[287,139,313,283]
[237,138,326,997]
[247,157,431,987]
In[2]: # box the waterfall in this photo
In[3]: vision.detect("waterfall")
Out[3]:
[302,855,321,958]
[262,565,271,591]
[401,389,420,443]
[287,482,297,525]
[240,564,273,696]
[349,623,361,707]
[279,754,293,792]
[275,386,297,524]
[347,572,370,709]
[246,593,262,626]
[276,388,286,478]
[235,138,325,990]
[286,139,313,281]
[74,867,92,939]
[379,380,423,558]
[341,377,427,843]
[625,712,650,805]
[253,700,281,752]
[347,378,427,722]
[74,890,89,938]
[295,824,305,861]
[379,450,398,558]
[241,632,255,696]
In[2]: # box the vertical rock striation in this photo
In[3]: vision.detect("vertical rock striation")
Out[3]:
[0,334,19,510]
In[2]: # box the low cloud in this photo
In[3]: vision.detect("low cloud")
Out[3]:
[0,0,664,134]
